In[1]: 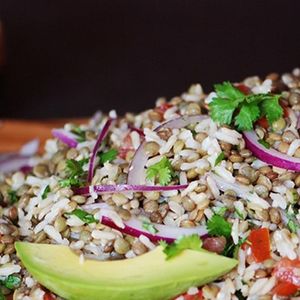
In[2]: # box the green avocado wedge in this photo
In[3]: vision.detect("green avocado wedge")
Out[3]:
[15,242,237,300]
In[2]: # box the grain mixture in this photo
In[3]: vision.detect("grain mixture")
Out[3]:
[2,69,300,300]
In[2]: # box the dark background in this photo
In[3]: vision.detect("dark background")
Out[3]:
[0,0,300,119]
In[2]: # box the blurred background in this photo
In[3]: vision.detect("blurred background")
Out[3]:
[0,0,300,119]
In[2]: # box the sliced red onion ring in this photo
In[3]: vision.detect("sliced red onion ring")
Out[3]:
[0,139,39,173]
[87,118,115,182]
[52,129,78,148]
[244,131,300,171]
[74,183,188,196]
[127,115,209,185]
[82,203,207,243]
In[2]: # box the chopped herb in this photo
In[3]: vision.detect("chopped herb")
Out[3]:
[41,185,51,200]
[66,209,97,224]
[146,156,175,186]
[142,221,158,234]
[59,158,88,187]
[160,234,202,260]
[98,149,118,164]
[71,126,86,142]
[209,81,282,131]
[288,219,299,233]
[223,236,248,258]
[7,190,19,204]
[214,152,225,166]
[207,214,232,239]
[0,274,21,289]
[258,139,270,149]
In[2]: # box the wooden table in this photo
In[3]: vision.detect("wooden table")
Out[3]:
[0,119,88,153]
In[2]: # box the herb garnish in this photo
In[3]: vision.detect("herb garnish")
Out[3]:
[146,156,175,186]
[207,214,232,239]
[142,221,158,234]
[160,235,202,260]
[0,274,21,289]
[209,82,282,131]
[258,139,271,149]
[41,185,51,200]
[66,209,97,224]
[214,152,225,166]
[98,149,118,164]
[71,126,86,142]
[59,158,88,187]
[7,190,19,205]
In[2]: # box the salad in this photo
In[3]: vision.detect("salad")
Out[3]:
[1,68,300,300]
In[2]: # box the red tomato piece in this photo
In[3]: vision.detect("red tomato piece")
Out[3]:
[248,228,271,262]
[235,84,251,95]
[272,281,298,296]
[155,103,173,116]
[273,257,300,287]
[280,100,289,118]
[256,117,269,129]
[44,293,56,300]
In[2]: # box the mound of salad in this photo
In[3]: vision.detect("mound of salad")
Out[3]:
[1,68,300,300]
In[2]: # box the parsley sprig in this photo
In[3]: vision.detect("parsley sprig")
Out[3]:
[160,235,203,260]
[146,156,175,186]
[59,158,88,187]
[66,209,97,224]
[209,82,282,131]
[98,149,118,164]
[0,274,21,290]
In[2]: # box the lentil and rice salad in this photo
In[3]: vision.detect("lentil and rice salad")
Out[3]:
[2,69,300,300]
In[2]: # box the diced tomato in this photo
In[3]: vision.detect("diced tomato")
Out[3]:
[272,281,298,296]
[273,257,300,287]
[248,228,271,262]
[280,100,289,118]
[119,133,134,159]
[155,103,173,116]
[256,117,269,129]
[43,293,56,300]
[174,290,203,300]
[235,84,251,95]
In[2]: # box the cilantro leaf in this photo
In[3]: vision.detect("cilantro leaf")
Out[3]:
[234,102,260,131]
[214,152,225,166]
[98,149,118,164]
[209,97,240,125]
[160,234,203,260]
[214,81,245,100]
[71,126,86,142]
[67,209,97,224]
[7,190,19,205]
[209,82,282,131]
[142,221,158,234]
[258,139,270,149]
[146,156,174,186]
[0,274,21,289]
[41,185,51,200]
[260,95,283,124]
[59,158,88,187]
[207,214,232,239]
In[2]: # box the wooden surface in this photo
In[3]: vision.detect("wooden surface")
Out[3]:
[0,119,88,153]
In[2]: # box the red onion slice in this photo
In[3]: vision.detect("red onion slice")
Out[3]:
[74,183,188,196]
[127,115,209,185]
[0,139,39,173]
[82,203,208,243]
[87,118,115,182]
[52,129,78,148]
[243,131,300,171]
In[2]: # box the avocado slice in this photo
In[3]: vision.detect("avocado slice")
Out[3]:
[15,242,237,300]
